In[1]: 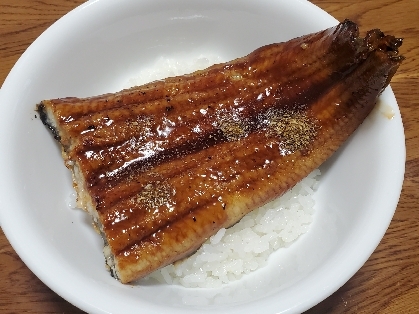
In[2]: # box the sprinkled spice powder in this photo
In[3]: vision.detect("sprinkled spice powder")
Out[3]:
[216,108,250,141]
[218,118,249,141]
[265,108,318,154]
[135,181,175,208]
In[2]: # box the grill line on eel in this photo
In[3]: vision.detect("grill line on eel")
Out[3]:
[37,20,403,284]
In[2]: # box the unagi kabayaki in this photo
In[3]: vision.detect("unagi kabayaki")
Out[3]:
[37,20,403,283]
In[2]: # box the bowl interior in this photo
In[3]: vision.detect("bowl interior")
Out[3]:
[0,0,405,313]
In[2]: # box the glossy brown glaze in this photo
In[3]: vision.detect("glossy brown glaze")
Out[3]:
[37,20,403,283]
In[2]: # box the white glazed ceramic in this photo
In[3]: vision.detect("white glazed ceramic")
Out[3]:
[0,0,405,313]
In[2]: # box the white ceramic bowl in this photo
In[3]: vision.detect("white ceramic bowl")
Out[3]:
[0,0,405,313]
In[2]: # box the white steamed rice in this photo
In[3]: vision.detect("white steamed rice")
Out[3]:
[124,54,224,88]
[125,55,321,288]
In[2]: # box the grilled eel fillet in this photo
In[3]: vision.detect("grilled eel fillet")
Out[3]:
[37,20,403,283]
